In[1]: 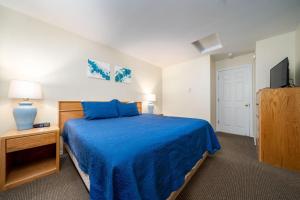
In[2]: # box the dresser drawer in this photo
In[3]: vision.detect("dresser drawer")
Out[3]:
[6,132,56,153]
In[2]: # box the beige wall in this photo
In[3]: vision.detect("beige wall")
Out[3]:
[162,55,212,123]
[210,57,216,129]
[162,53,255,131]
[295,25,300,86]
[0,6,162,134]
[256,31,296,91]
[254,31,297,140]
[215,53,255,70]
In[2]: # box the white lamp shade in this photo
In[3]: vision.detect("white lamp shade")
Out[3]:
[145,94,156,102]
[8,80,42,99]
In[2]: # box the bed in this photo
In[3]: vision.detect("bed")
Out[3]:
[59,101,220,200]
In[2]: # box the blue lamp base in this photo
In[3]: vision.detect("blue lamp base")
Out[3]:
[13,101,37,130]
[148,102,154,114]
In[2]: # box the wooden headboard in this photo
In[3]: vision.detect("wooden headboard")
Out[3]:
[58,101,142,133]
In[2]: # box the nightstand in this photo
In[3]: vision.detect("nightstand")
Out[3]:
[0,126,60,191]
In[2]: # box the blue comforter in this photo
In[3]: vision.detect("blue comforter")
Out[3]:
[63,114,220,200]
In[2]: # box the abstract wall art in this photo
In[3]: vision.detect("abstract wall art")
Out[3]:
[114,65,132,83]
[87,59,110,80]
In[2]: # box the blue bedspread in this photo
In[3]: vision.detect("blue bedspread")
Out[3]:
[63,114,220,200]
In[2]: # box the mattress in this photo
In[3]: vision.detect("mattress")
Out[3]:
[62,114,220,200]
[65,143,209,199]
[65,142,208,200]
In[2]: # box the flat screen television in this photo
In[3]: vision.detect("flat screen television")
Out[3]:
[270,57,289,88]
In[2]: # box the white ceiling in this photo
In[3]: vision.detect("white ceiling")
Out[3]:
[1,0,300,67]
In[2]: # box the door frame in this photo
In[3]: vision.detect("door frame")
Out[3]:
[216,64,253,137]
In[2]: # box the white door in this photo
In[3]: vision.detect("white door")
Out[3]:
[217,65,251,136]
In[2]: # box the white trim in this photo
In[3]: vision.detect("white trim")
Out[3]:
[216,64,253,137]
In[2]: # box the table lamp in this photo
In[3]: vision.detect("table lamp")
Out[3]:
[146,94,156,114]
[8,80,42,130]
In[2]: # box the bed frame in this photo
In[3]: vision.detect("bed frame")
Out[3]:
[58,101,207,200]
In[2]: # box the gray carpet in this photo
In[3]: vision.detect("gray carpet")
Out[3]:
[1,133,300,200]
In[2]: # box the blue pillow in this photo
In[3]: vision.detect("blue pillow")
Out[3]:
[81,100,119,120]
[117,101,140,117]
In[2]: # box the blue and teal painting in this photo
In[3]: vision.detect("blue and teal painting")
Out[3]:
[114,65,132,83]
[87,59,110,80]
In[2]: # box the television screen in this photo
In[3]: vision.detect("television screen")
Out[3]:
[270,57,289,88]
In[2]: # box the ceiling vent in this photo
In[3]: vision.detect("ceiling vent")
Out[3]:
[192,33,223,54]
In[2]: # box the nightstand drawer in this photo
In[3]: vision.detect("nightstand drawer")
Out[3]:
[6,132,56,153]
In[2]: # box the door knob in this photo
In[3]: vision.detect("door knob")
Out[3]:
[244,104,249,107]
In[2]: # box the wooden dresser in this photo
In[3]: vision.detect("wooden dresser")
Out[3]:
[257,88,300,171]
